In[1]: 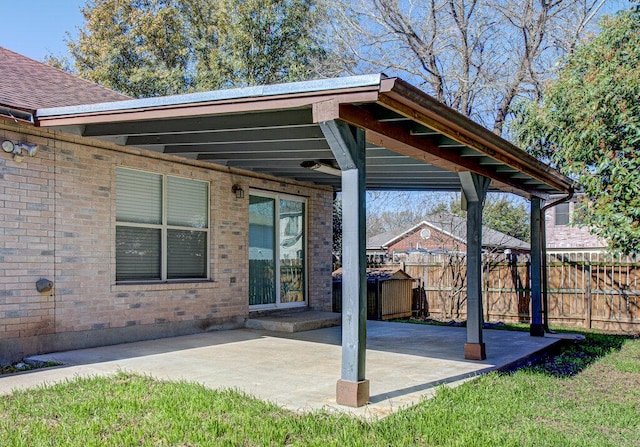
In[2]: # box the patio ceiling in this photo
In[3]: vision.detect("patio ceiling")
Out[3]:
[36,74,573,198]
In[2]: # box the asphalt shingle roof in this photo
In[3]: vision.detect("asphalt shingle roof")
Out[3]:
[0,47,129,112]
[367,212,530,251]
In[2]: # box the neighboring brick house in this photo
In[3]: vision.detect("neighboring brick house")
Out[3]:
[367,214,530,260]
[0,48,333,363]
[544,196,607,252]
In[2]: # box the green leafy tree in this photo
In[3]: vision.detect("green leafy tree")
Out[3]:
[65,0,343,97]
[69,0,191,97]
[482,197,530,242]
[185,0,342,90]
[439,194,530,242]
[43,54,75,73]
[513,9,640,254]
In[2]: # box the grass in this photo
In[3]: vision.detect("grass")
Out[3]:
[0,331,638,446]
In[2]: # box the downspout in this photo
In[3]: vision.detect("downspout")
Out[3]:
[540,188,574,333]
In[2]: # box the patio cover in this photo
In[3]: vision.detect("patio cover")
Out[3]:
[36,74,572,198]
[35,74,574,407]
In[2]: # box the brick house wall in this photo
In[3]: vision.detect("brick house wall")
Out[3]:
[386,226,466,253]
[545,201,607,250]
[0,120,333,363]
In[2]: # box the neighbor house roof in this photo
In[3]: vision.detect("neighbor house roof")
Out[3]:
[0,47,129,117]
[367,214,530,252]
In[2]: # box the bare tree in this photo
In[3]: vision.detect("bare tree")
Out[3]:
[365,191,456,235]
[326,0,609,135]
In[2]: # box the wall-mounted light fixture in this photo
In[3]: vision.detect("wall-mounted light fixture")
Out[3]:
[300,160,342,177]
[232,184,245,199]
[2,139,39,163]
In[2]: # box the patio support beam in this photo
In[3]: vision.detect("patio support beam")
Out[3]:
[319,119,369,407]
[459,171,490,360]
[337,104,543,197]
[529,197,544,336]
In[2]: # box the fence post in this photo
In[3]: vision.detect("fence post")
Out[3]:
[376,278,382,320]
[585,264,592,329]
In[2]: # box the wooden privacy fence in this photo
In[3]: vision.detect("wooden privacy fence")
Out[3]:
[546,252,639,332]
[394,251,640,333]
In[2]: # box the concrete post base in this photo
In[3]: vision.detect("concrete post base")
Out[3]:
[464,342,486,360]
[336,379,370,407]
[530,323,545,337]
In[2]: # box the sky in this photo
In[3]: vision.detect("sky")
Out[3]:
[0,0,84,61]
[0,0,635,63]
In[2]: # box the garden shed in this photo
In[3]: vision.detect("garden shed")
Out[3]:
[332,267,416,320]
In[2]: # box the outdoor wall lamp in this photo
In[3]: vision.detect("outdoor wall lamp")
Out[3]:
[232,184,245,199]
[2,139,39,163]
[300,160,342,177]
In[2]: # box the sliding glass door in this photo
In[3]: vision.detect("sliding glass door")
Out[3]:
[249,192,306,308]
[279,198,305,304]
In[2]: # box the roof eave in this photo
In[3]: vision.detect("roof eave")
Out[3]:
[380,78,575,196]
[35,74,385,126]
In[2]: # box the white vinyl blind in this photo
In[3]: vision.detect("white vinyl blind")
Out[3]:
[167,230,207,278]
[167,176,208,228]
[116,169,162,224]
[116,227,161,281]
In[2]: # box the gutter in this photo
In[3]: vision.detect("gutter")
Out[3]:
[0,105,35,124]
[540,189,575,333]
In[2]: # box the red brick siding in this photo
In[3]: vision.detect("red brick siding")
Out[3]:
[387,227,466,253]
[545,202,607,250]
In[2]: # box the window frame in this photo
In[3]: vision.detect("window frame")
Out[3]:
[554,201,571,226]
[115,167,210,283]
[248,189,308,310]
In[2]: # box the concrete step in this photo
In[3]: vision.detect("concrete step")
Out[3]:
[245,311,341,333]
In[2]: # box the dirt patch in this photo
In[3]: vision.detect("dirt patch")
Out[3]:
[0,360,61,376]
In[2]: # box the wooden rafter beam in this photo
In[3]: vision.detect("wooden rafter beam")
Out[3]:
[378,82,572,193]
[336,104,542,197]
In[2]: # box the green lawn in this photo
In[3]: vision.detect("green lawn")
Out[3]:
[1,332,638,446]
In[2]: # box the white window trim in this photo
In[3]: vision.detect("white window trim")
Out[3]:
[249,189,308,310]
[116,167,210,283]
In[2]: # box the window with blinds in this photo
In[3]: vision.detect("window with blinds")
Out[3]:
[116,168,209,282]
[555,202,570,226]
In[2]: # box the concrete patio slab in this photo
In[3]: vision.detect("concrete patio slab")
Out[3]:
[1,321,561,419]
